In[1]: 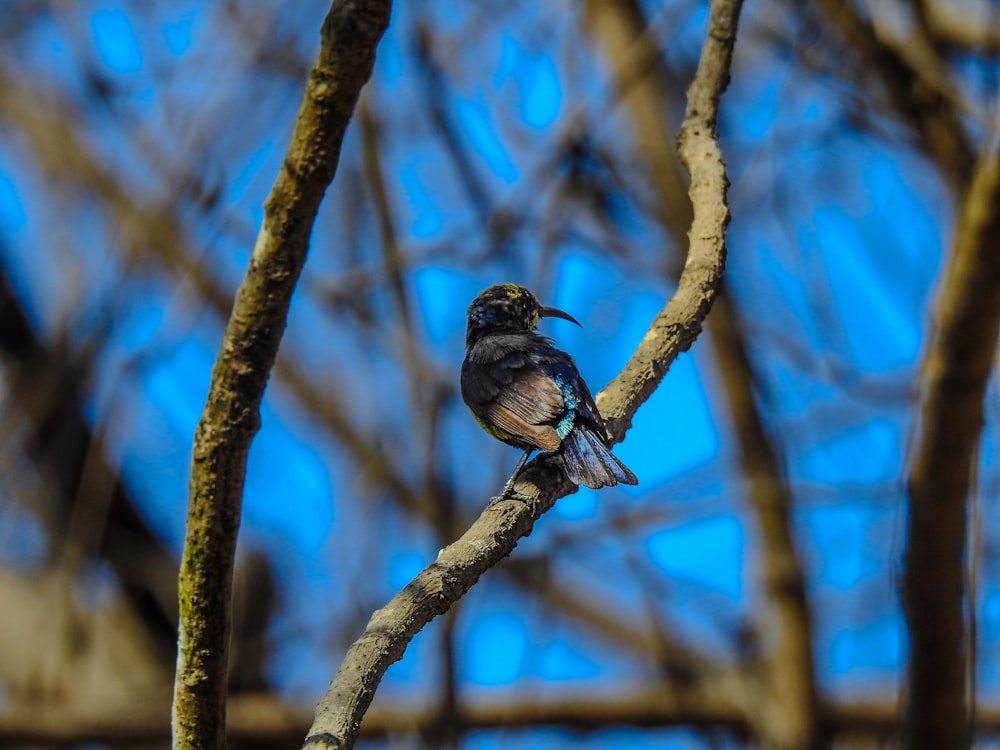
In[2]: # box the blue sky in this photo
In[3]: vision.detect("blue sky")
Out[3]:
[0,1,993,746]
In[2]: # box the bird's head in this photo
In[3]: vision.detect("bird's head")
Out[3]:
[465,283,581,345]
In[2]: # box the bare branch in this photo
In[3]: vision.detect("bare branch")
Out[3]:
[582,0,692,249]
[813,0,975,191]
[580,5,815,744]
[597,0,739,438]
[709,293,817,749]
[171,2,391,749]
[0,261,179,654]
[303,1,742,747]
[11,692,1000,746]
[902,142,1000,748]
[923,0,1000,50]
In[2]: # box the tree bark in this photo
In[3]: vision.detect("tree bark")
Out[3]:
[903,142,1000,749]
[171,3,392,749]
[304,1,742,746]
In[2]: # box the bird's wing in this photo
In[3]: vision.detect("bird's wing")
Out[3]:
[487,370,564,452]
[462,337,568,452]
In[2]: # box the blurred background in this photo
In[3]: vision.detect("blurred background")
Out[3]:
[0,0,996,747]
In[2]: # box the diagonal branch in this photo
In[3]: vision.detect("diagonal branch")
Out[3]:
[902,142,1000,749]
[171,3,392,750]
[813,0,974,192]
[581,5,814,743]
[582,0,693,249]
[303,1,742,748]
[595,0,736,440]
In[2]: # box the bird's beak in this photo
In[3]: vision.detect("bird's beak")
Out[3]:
[540,305,582,327]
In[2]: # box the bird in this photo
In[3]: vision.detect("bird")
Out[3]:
[460,283,638,500]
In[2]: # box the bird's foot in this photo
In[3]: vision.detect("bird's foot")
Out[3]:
[488,487,537,515]
[488,473,518,506]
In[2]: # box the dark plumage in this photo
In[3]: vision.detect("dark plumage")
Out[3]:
[460,283,638,495]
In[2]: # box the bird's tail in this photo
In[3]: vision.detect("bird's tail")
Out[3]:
[554,427,638,489]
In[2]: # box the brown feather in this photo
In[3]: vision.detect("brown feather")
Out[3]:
[486,372,564,451]
[488,405,561,451]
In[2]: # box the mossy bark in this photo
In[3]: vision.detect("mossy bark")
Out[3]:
[172,4,392,750]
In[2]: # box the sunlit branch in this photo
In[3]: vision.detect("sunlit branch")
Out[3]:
[171,2,392,750]
[303,1,743,747]
[923,0,1000,49]
[583,2,816,743]
[596,0,738,438]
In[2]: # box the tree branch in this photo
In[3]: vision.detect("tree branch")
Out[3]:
[171,3,392,750]
[902,142,1000,748]
[12,692,1000,746]
[581,0,693,250]
[596,0,737,439]
[812,0,975,192]
[0,260,179,655]
[709,293,817,750]
[303,1,742,747]
[580,5,815,744]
